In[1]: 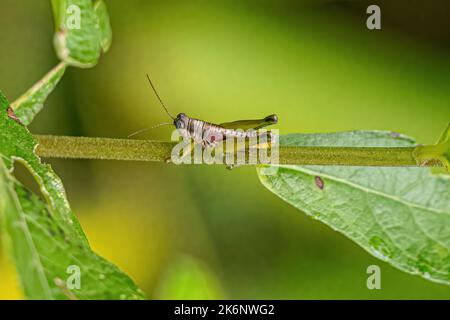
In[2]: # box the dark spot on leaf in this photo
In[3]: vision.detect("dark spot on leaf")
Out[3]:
[390,131,400,138]
[48,228,56,237]
[315,176,324,190]
[7,107,23,125]
[57,225,66,238]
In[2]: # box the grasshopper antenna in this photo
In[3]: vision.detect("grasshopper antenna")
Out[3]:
[146,73,175,120]
[127,122,173,138]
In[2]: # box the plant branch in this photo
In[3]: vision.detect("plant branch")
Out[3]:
[33,135,445,167]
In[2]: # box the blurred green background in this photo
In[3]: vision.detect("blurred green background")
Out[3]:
[0,0,449,299]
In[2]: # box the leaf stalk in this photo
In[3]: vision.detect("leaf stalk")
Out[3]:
[34,135,445,167]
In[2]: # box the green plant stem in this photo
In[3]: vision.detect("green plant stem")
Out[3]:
[34,135,443,167]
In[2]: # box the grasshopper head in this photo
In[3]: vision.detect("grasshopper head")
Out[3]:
[174,113,189,130]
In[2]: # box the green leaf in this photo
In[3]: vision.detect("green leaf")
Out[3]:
[10,63,66,126]
[51,0,112,68]
[0,91,145,299]
[94,0,112,52]
[257,131,450,285]
[154,255,225,299]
